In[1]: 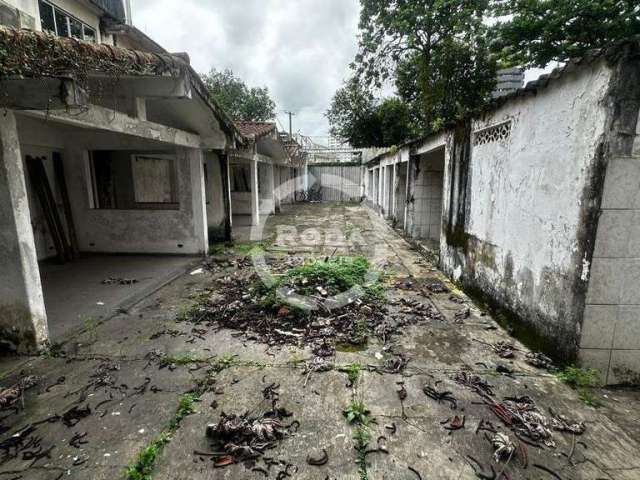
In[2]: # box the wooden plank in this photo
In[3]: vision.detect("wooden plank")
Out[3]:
[52,152,79,259]
[26,156,67,262]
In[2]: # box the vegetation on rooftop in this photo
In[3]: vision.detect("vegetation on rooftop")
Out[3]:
[0,26,184,82]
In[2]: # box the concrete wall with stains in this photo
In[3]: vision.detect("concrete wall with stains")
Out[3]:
[204,151,228,242]
[63,147,208,255]
[579,48,640,384]
[0,111,49,353]
[441,58,613,363]
[407,149,445,243]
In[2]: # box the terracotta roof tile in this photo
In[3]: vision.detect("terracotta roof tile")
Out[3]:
[234,122,276,139]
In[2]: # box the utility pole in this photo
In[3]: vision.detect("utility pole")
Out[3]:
[284,111,295,140]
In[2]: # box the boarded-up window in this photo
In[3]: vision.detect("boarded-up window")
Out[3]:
[132,155,177,204]
[90,151,178,210]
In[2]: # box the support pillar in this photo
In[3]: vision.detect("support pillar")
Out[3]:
[272,165,281,214]
[391,162,397,221]
[181,147,208,254]
[0,111,49,353]
[250,156,259,226]
[220,154,232,240]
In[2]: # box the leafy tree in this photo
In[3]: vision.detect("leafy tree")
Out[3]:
[201,68,276,122]
[491,0,640,68]
[353,0,496,130]
[327,78,417,147]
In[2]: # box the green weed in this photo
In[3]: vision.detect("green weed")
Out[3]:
[344,400,371,426]
[339,363,362,387]
[557,366,602,407]
[210,353,236,373]
[160,353,202,367]
[557,366,601,389]
[259,256,384,313]
[126,393,198,480]
[344,400,372,480]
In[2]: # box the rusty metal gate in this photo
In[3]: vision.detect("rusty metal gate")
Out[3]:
[307,164,363,202]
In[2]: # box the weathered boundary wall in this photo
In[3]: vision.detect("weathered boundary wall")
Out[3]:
[441,57,613,363]
[579,45,640,384]
[308,164,363,202]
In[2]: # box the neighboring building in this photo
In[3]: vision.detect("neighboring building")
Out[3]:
[494,67,525,98]
[363,39,640,384]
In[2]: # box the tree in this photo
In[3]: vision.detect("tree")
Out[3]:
[491,0,640,68]
[353,0,497,130]
[327,78,417,148]
[201,68,276,122]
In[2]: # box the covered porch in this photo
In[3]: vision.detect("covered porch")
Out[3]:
[0,29,237,351]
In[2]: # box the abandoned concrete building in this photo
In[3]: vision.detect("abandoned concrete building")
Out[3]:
[1,0,640,392]
[0,0,302,353]
[230,122,303,230]
[364,39,640,384]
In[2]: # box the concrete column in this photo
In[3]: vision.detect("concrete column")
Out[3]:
[378,167,383,208]
[391,163,397,221]
[250,156,259,226]
[0,111,49,353]
[184,147,208,254]
[404,157,412,235]
[272,165,281,213]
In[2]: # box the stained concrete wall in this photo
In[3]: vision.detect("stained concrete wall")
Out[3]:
[440,59,613,362]
[204,151,227,242]
[579,56,640,384]
[395,162,407,228]
[64,147,208,255]
[229,158,253,216]
[406,149,444,242]
[0,111,49,353]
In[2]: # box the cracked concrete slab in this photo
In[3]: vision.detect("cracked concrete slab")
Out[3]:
[0,203,638,480]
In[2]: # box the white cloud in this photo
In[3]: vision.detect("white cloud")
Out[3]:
[131,0,360,137]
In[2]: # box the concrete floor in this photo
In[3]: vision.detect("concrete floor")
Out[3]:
[0,203,639,479]
[231,213,271,242]
[40,254,198,341]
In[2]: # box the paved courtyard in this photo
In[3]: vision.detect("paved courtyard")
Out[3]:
[1,203,639,480]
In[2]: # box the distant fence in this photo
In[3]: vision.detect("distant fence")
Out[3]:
[307,164,363,203]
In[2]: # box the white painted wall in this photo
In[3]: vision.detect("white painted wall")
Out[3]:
[441,59,613,359]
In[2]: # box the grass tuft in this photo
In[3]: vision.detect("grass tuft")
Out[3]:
[344,400,372,480]
[557,366,602,407]
[126,393,198,480]
[339,363,363,387]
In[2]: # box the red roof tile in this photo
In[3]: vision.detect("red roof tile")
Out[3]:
[234,122,276,139]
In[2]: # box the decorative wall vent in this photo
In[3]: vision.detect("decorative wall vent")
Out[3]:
[473,121,512,146]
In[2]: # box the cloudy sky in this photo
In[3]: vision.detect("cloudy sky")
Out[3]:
[131,0,361,141]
